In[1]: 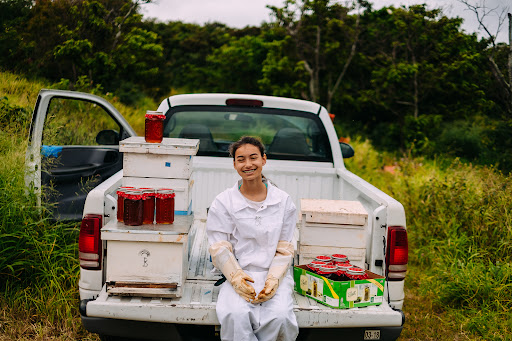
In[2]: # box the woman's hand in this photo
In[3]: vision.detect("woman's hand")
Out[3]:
[231,270,256,302]
[252,277,279,304]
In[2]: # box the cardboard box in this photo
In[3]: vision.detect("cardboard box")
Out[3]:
[120,137,199,179]
[293,265,385,309]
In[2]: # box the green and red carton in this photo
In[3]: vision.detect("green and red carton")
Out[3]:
[293,264,386,309]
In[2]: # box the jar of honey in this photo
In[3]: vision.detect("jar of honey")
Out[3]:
[155,188,175,224]
[144,111,166,143]
[345,267,369,281]
[123,189,144,226]
[140,188,156,224]
[332,254,349,265]
[315,255,332,264]
[336,262,352,281]
[116,186,134,222]
[317,264,338,279]
[307,261,326,274]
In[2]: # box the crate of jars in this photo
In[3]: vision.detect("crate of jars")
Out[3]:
[293,254,385,309]
[119,135,199,179]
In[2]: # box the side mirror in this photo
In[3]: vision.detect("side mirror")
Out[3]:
[340,142,354,159]
[96,129,120,145]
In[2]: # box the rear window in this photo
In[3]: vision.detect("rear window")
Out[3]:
[164,105,332,162]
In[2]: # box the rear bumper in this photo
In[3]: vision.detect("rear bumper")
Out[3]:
[81,298,405,341]
[81,313,403,341]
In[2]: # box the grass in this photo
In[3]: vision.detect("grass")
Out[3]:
[344,138,512,340]
[1,70,511,339]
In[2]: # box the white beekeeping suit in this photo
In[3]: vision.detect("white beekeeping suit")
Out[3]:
[207,179,299,341]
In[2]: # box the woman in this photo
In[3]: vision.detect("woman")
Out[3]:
[206,136,299,341]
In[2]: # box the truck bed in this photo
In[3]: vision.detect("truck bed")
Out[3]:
[86,217,403,328]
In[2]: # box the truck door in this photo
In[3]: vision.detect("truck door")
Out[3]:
[25,90,136,221]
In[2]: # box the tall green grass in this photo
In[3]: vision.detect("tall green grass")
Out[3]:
[0,70,154,339]
[345,138,512,340]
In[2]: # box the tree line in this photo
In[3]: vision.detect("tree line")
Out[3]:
[1,0,511,172]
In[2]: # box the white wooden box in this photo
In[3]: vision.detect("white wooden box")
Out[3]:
[300,199,368,225]
[300,220,367,248]
[122,177,193,214]
[120,137,199,179]
[298,245,366,269]
[101,215,192,297]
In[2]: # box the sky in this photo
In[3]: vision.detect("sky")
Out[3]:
[140,0,509,43]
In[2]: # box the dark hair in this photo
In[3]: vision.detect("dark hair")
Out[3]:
[229,136,265,160]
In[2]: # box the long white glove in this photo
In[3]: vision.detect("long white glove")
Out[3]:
[209,241,256,302]
[252,240,294,304]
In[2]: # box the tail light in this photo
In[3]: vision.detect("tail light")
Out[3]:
[386,226,408,281]
[79,214,102,270]
[226,98,263,107]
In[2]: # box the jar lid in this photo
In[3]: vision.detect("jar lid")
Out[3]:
[157,188,175,194]
[155,188,176,199]
[337,263,352,269]
[117,186,134,196]
[346,267,365,275]
[308,261,326,270]
[124,189,143,200]
[145,111,165,119]
[315,255,332,262]
[319,264,337,273]
[139,187,155,194]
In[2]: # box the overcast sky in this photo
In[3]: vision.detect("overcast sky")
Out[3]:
[140,0,509,43]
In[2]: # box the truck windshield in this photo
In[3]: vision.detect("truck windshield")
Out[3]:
[164,106,332,162]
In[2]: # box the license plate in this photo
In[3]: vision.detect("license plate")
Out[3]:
[364,330,381,340]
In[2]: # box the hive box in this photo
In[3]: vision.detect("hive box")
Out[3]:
[122,177,193,215]
[293,265,385,309]
[120,137,199,179]
[299,199,368,269]
[300,199,368,225]
[101,215,193,298]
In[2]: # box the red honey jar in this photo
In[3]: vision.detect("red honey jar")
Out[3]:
[116,186,134,222]
[307,261,326,273]
[123,189,144,226]
[336,262,352,280]
[315,255,332,264]
[317,264,338,279]
[140,188,156,224]
[345,267,369,280]
[332,254,349,264]
[155,188,175,224]
[144,111,166,143]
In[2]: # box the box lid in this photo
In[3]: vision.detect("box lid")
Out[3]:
[101,215,192,242]
[300,199,367,225]
[119,137,199,156]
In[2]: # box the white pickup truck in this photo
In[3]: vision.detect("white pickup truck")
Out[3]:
[26,90,407,341]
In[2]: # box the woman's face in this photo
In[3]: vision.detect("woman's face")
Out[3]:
[233,144,267,181]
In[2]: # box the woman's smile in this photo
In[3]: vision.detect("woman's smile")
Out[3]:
[234,144,267,181]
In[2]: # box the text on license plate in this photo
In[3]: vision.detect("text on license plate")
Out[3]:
[364,330,381,340]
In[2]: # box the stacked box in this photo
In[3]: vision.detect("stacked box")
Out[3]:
[120,137,199,213]
[102,137,199,298]
[299,199,368,269]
